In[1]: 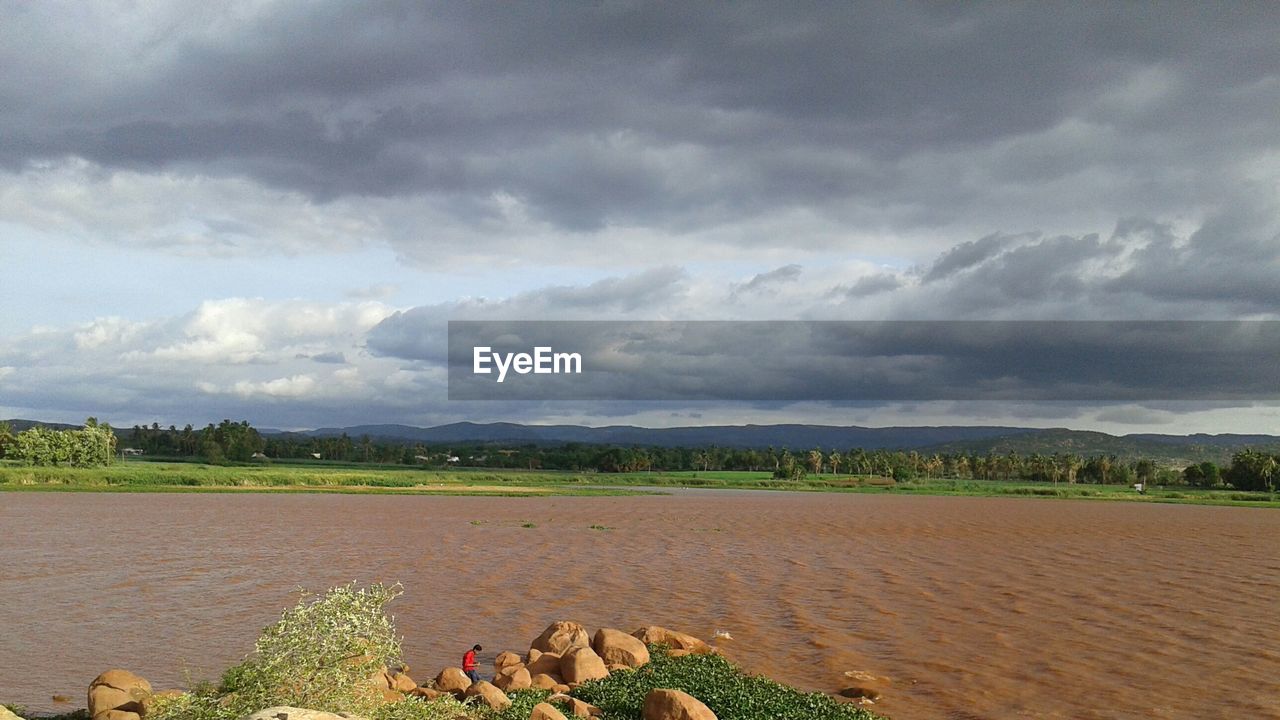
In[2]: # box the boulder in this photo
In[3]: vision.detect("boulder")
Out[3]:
[88,669,152,720]
[0,707,23,720]
[237,708,371,720]
[378,689,404,703]
[642,689,717,720]
[525,651,563,677]
[559,646,609,684]
[548,693,604,717]
[532,621,590,655]
[96,713,143,720]
[530,673,561,690]
[632,626,712,654]
[388,670,417,693]
[593,627,650,668]
[463,680,511,711]
[529,703,568,720]
[432,667,471,695]
[369,668,393,690]
[408,687,444,700]
[494,650,522,672]
[492,666,531,692]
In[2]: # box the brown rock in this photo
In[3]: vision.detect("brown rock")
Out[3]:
[380,688,406,702]
[560,646,609,684]
[463,680,511,711]
[526,651,563,677]
[642,689,717,720]
[370,667,394,690]
[409,686,445,700]
[530,672,561,690]
[548,694,604,718]
[433,666,472,695]
[552,683,571,694]
[532,621,591,655]
[390,669,417,693]
[492,666,531,692]
[494,650,522,672]
[88,669,152,720]
[529,703,569,720]
[632,626,712,654]
[593,627,651,668]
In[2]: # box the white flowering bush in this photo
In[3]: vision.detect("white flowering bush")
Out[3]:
[149,582,438,720]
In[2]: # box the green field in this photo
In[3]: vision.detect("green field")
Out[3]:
[1,460,1276,507]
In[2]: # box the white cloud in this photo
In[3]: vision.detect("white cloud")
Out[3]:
[0,158,379,257]
[232,374,317,399]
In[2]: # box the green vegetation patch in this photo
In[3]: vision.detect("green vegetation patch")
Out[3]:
[571,647,877,720]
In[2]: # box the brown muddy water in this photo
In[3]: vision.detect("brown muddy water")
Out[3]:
[1,492,1277,719]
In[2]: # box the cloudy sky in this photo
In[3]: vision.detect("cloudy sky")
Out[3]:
[2,1,1279,433]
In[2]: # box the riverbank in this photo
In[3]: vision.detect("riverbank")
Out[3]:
[2,461,1276,507]
[3,587,882,720]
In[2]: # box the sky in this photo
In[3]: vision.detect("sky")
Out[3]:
[2,1,1280,434]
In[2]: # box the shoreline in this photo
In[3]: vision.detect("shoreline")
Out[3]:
[2,470,1276,507]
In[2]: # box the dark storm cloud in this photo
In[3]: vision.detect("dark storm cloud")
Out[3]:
[445,321,1280,402]
[365,266,688,363]
[923,233,1024,283]
[830,273,902,299]
[892,200,1280,319]
[4,2,1279,237]
[736,264,802,295]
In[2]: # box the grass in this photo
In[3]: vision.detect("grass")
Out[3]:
[1,460,1276,507]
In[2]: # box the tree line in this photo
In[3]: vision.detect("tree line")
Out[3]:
[4,418,1277,491]
[0,418,116,467]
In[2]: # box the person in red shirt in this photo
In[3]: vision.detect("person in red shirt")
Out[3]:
[463,644,482,683]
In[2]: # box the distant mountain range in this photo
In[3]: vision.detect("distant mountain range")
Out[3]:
[8,419,1278,464]
[298,422,1037,449]
[293,422,1280,463]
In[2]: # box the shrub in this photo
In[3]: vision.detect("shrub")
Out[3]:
[150,582,407,720]
[147,689,237,720]
[571,647,877,720]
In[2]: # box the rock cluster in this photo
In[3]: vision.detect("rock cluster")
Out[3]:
[414,620,720,718]
[56,621,736,720]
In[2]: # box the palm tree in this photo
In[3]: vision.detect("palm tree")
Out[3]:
[808,449,824,474]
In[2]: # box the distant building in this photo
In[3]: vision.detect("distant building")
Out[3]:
[121,448,144,456]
